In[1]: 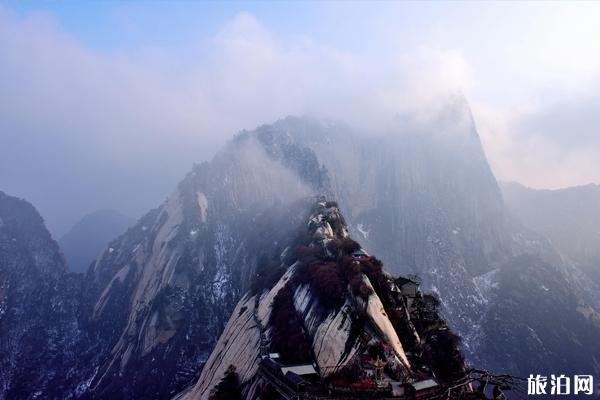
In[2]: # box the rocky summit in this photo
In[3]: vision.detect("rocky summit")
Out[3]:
[183,199,475,400]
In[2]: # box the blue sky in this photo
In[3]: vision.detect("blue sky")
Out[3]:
[11,2,285,51]
[4,1,434,52]
[1,1,600,235]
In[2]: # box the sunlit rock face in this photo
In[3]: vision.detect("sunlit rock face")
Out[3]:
[257,103,512,343]
[77,138,326,399]
[236,110,600,378]
[240,110,507,354]
[184,200,467,400]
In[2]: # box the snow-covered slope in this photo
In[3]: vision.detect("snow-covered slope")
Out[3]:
[0,192,82,400]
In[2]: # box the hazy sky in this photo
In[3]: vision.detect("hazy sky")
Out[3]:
[1,1,600,236]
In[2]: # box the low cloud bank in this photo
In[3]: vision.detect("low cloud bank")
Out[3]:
[1,4,599,234]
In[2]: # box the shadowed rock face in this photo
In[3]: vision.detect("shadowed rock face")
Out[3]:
[476,254,600,376]
[0,191,82,400]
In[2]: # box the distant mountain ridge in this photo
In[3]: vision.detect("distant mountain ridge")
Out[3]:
[501,181,600,283]
[59,210,134,273]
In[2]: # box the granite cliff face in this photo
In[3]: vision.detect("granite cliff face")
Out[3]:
[77,138,326,399]
[1,135,328,399]
[251,103,512,343]
[185,200,468,400]
[77,104,599,397]
[240,111,600,377]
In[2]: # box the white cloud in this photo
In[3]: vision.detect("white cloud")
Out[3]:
[475,92,600,189]
[1,4,600,234]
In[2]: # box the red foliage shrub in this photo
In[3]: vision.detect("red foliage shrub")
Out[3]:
[250,265,286,295]
[349,275,373,299]
[294,245,323,265]
[325,238,342,255]
[340,255,356,270]
[339,237,361,254]
[291,261,310,286]
[350,379,377,389]
[270,285,312,364]
[369,256,384,269]
[327,238,361,258]
[422,329,466,382]
[331,379,349,387]
[359,256,389,299]
[308,261,346,308]
[209,365,242,400]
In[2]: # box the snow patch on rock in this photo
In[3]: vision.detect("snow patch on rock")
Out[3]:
[196,192,208,223]
[356,223,370,239]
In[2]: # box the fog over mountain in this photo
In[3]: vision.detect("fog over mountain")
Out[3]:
[59,210,134,273]
[501,182,600,284]
[1,3,600,235]
[1,2,600,400]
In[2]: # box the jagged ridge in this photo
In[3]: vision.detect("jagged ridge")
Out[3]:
[186,199,468,400]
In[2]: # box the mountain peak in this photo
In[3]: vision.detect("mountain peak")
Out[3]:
[185,199,470,400]
[59,209,134,273]
[0,191,65,275]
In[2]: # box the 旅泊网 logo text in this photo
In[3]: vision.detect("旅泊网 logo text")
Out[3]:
[528,374,595,396]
